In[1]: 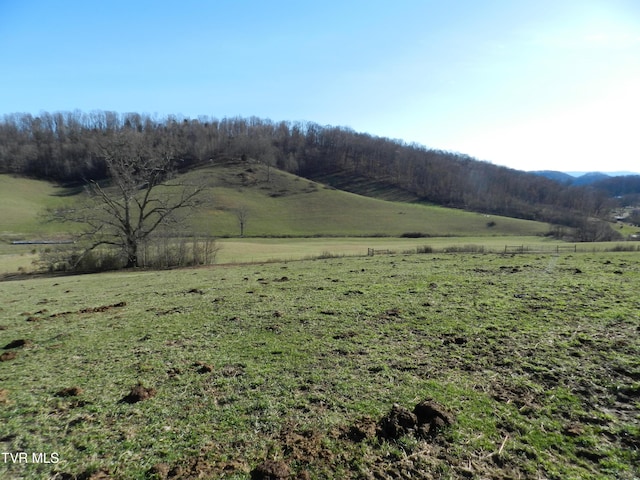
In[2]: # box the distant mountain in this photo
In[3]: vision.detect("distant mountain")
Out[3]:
[531,171,618,186]
[572,172,611,186]
[530,170,574,184]
[590,174,640,200]
[530,170,640,201]
[566,171,639,177]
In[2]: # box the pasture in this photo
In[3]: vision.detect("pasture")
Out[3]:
[1,251,638,479]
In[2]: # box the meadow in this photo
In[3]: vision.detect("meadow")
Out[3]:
[0,166,554,275]
[1,251,638,479]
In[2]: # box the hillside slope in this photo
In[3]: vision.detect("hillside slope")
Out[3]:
[0,175,73,238]
[0,112,612,227]
[1,161,550,240]
[180,160,550,237]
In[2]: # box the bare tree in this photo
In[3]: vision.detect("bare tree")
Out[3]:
[235,205,249,237]
[50,129,207,268]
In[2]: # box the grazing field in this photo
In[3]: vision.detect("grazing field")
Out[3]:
[1,251,638,479]
[1,166,551,242]
[0,175,72,239]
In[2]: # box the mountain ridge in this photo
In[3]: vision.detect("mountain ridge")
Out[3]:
[531,170,640,186]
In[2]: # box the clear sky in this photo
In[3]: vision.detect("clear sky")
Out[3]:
[1,0,639,173]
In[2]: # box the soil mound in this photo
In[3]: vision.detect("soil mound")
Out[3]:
[0,351,17,361]
[3,338,31,349]
[250,459,291,480]
[377,399,454,440]
[56,386,84,397]
[120,383,156,404]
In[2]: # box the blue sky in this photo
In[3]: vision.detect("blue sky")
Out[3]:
[1,0,639,173]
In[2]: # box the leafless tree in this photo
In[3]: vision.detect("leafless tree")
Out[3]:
[50,129,207,268]
[235,205,249,237]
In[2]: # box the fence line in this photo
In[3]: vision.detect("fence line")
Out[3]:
[504,245,577,254]
[367,248,392,256]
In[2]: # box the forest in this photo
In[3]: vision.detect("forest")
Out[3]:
[0,110,622,234]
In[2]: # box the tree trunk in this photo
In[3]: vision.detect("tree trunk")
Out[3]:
[126,238,138,268]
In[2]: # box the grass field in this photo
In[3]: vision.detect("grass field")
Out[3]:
[1,163,551,242]
[1,165,554,275]
[1,251,638,479]
[0,175,72,239]
[4,235,638,276]
[182,163,551,238]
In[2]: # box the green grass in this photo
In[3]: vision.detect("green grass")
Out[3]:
[0,175,73,238]
[183,162,550,237]
[1,161,550,242]
[0,163,553,274]
[1,251,638,479]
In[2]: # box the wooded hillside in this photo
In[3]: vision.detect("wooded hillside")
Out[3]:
[0,111,614,231]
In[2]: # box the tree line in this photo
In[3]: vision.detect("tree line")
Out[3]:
[0,110,616,231]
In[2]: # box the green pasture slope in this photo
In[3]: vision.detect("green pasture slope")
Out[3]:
[1,251,638,479]
[1,165,553,273]
[182,163,550,238]
[0,175,71,238]
[1,163,550,241]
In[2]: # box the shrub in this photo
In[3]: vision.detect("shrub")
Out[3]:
[443,244,485,253]
[416,245,433,254]
[608,244,639,252]
[36,236,219,273]
[401,232,430,238]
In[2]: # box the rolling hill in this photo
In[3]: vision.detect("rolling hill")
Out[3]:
[0,112,618,229]
[0,159,550,242]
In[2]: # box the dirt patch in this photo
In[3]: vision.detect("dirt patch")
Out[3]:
[56,386,84,397]
[280,426,334,464]
[377,404,417,439]
[0,351,17,361]
[377,399,454,440]
[0,389,9,404]
[78,302,126,314]
[147,457,249,479]
[154,307,184,316]
[120,383,156,404]
[148,463,172,479]
[193,361,213,374]
[219,363,245,377]
[3,338,32,349]
[55,468,113,479]
[413,400,455,435]
[185,288,204,294]
[338,416,378,442]
[50,302,127,318]
[250,459,291,480]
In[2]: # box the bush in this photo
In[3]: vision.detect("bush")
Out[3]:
[36,246,125,273]
[36,236,219,273]
[139,236,219,268]
[443,244,485,253]
[416,245,433,254]
[401,232,430,238]
[608,244,639,252]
